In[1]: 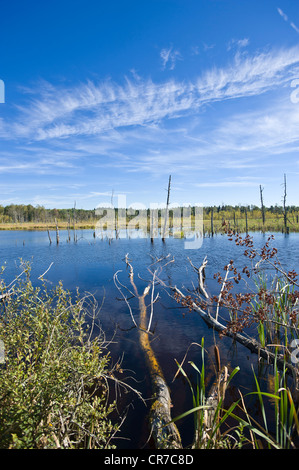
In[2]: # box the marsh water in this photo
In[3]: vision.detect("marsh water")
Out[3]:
[0,229,298,448]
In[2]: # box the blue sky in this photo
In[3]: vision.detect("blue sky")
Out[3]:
[0,0,299,210]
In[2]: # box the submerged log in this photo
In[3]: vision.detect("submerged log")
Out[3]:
[115,257,182,449]
[138,294,182,449]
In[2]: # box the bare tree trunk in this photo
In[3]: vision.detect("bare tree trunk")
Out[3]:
[55,219,59,245]
[260,185,265,227]
[114,258,181,449]
[151,209,154,243]
[283,174,289,234]
[162,175,171,242]
[138,294,182,448]
[198,366,229,448]
[73,201,77,243]
[67,216,71,242]
[47,227,52,245]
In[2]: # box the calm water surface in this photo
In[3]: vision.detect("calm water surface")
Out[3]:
[0,229,298,448]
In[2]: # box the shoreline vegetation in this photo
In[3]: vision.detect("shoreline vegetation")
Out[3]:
[0,204,299,234]
[1,212,299,448]
[1,230,299,449]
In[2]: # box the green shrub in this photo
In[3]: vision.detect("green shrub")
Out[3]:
[0,263,120,449]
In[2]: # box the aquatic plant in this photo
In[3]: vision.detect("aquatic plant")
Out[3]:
[170,339,242,449]
[170,339,299,449]
[169,228,299,448]
[173,227,299,378]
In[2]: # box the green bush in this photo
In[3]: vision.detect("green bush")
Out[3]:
[0,263,120,449]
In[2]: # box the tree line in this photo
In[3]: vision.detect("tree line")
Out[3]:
[1,203,299,224]
[0,204,96,224]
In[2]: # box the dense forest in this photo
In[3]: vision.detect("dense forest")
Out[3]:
[0,204,94,224]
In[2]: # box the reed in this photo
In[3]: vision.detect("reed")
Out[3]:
[1,205,299,234]
[170,339,299,449]
[170,338,242,449]
[169,228,299,449]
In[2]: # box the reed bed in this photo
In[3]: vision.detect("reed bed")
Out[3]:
[1,215,299,234]
[170,339,299,449]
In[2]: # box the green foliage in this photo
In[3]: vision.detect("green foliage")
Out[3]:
[172,340,299,449]
[171,232,299,449]
[0,264,120,449]
[171,340,242,449]
[1,203,299,234]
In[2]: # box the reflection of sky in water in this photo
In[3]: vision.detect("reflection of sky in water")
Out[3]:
[0,230,298,448]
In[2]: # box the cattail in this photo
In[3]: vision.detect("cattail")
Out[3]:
[214,345,221,373]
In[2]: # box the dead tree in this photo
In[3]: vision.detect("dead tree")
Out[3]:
[260,185,265,227]
[169,251,299,382]
[47,226,52,245]
[73,201,77,243]
[67,216,71,242]
[245,208,248,234]
[55,218,59,245]
[283,174,289,234]
[187,256,208,298]
[114,254,182,449]
[113,254,181,449]
[210,208,214,236]
[162,175,171,242]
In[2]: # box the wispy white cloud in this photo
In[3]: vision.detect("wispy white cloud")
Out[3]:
[277,7,288,22]
[290,22,299,34]
[277,7,299,34]
[195,46,299,104]
[190,45,200,56]
[202,42,215,52]
[211,99,299,158]
[0,44,299,189]
[64,93,299,180]
[2,45,298,145]
[160,46,182,70]
[0,158,76,174]
[227,37,250,51]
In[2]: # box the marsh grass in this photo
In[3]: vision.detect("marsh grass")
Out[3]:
[170,339,242,449]
[0,221,98,231]
[170,340,299,449]
[1,207,299,234]
[250,272,299,356]
[170,228,299,449]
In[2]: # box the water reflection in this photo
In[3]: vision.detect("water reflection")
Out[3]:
[0,230,298,448]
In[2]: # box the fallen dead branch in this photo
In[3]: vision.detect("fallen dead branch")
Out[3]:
[114,255,182,449]
[172,283,299,380]
[169,240,299,383]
